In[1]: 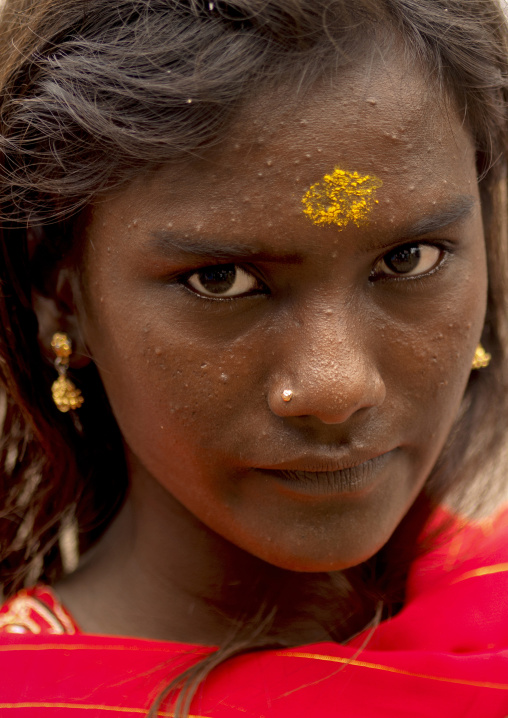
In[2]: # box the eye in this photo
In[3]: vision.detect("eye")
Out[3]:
[183,264,264,298]
[371,243,442,279]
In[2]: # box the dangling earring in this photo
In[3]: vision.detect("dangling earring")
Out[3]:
[50,332,84,412]
[471,343,491,370]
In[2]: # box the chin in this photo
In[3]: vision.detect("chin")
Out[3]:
[251,538,389,574]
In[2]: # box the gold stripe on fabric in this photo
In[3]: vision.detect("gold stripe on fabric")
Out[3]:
[0,702,207,717]
[451,562,508,584]
[277,652,508,690]
[0,642,208,654]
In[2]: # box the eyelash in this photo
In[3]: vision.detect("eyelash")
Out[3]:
[180,264,267,300]
[178,241,450,300]
[369,241,450,282]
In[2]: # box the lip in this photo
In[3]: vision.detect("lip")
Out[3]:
[254,450,395,496]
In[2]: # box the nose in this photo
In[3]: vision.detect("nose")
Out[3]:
[268,313,386,425]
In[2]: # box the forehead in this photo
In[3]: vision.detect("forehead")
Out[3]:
[96,48,477,237]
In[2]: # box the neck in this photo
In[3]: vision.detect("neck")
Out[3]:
[57,464,376,645]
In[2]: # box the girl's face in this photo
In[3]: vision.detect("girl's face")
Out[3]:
[76,54,486,571]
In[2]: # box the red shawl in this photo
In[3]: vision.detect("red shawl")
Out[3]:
[0,507,507,717]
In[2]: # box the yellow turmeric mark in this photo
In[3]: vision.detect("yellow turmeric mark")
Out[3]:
[302,167,382,229]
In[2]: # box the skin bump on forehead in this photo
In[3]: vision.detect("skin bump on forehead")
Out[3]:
[76,36,486,577]
[116,49,473,241]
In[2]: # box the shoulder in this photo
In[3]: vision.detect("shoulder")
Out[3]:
[410,503,508,598]
[0,585,80,636]
[367,505,508,652]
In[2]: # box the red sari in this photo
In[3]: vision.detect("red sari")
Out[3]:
[0,507,507,717]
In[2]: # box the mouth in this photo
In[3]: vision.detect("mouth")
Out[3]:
[254,450,395,496]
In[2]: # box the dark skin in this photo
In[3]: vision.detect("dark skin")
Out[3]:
[44,53,486,645]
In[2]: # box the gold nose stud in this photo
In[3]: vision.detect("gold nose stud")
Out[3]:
[281,389,293,402]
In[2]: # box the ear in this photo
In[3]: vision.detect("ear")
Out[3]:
[32,264,91,370]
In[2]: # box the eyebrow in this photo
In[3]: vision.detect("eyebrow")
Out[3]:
[148,232,300,263]
[148,194,477,261]
[401,194,477,238]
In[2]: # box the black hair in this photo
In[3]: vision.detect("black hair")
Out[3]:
[0,1,507,715]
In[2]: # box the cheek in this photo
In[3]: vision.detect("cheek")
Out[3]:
[379,264,487,440]
[83,302,267,465]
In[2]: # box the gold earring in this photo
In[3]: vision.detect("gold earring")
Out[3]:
[50,332,84,412]
[471,343,491,370]
[281,389,293,402]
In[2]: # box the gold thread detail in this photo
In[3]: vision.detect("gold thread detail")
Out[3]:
[450,562,508,584]
[0,703,205,717]
[0,642,211,654]
[276,651,508,689]
[302,168,382,229]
